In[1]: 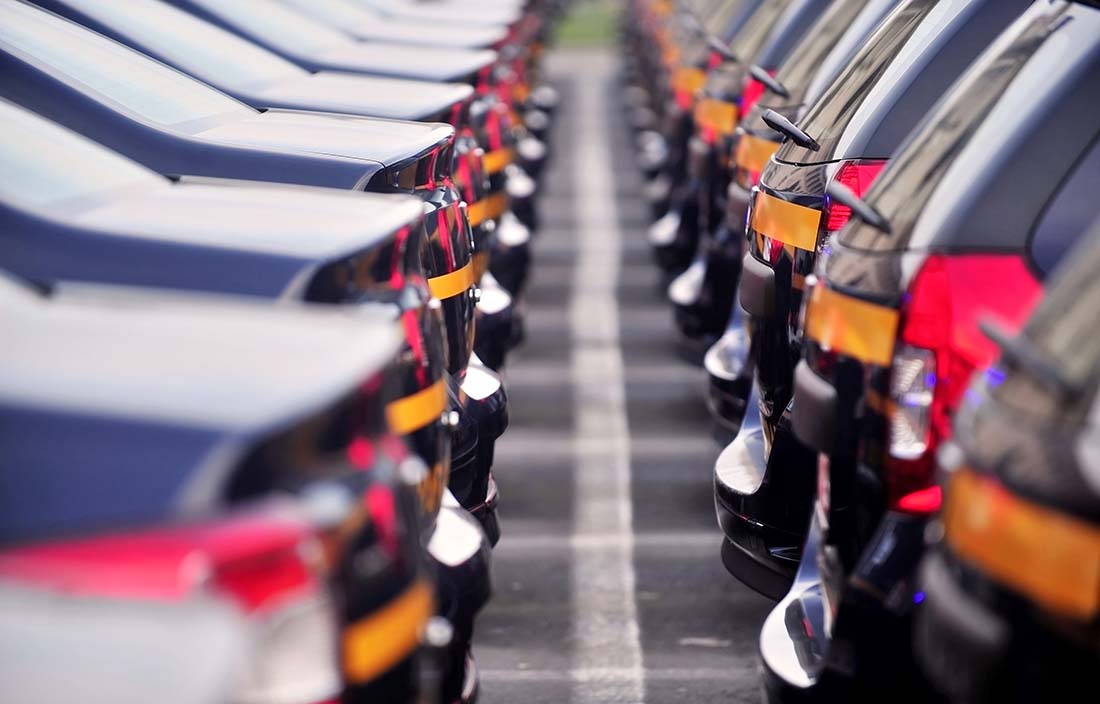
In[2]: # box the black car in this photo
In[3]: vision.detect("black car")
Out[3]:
[628,0,764,217]
[648,0,787,268]
[0,2,512,500]
[0,98,495,700]
[27,0,532,300]
[686,0,901,350]
[703,0,900,438]
[770,1,1100,698]
[280,0,509,49]
[669,0,832,339]
[914,222,1100,704]
[157,0,545,230]
[0,271,441,704]
[716,0,1030,600]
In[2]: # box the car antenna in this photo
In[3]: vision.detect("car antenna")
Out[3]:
[978,319,1081,400]
[824,181,891,234]
[750,65,788,99]
[762,109,819,151]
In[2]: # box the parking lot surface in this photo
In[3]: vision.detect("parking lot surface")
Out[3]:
[475,49,772,704]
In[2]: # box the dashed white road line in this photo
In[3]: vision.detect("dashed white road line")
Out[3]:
[568,50,646,704]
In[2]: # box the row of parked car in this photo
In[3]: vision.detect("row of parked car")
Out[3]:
[0,1,566,703]
[622,0,1100,701]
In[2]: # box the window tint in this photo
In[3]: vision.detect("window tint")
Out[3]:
[0,100,160,208]
[1030,137,1100,276]
[727,0,794,62]
[59,0,305,88]
[0,2,250,126]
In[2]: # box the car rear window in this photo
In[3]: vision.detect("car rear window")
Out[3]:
[0,2,252,127]
[1029,137,1100,276]
[839,3,1100,255]
[767,0,876,107]
[726,0,795,63]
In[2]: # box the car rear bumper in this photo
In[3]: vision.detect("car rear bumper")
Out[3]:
[703,303,753,434]
[713,407,814,599]
[763,508,935,702]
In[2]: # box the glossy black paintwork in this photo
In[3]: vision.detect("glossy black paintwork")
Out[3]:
[678,0,831,339]
[770,3,1100,698]
[0,4,481,376]
[163,0,496,86]
[723,0,1034,598]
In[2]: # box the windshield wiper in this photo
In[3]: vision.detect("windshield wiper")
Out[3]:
[824,181,891,234]
[979,319,1081,400]
[762,109,818,151]
[750,65,788,99]
[706,35,738,63]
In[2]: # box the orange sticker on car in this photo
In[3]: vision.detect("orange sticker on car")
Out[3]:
[735,133,779,175]
[945,469,1100,621]
[751,190,822,252]
[803,284,899,367]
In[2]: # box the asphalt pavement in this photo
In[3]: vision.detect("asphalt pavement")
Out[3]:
[474,49,773,704]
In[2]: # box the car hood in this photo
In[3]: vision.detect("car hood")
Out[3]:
[348,18,506,49]
[246,73,470,121]
[0,277,403,434]
[311,42,497,83]
[71,181,424,260]
[195,107,453,165]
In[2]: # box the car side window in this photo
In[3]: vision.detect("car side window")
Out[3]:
[1029,136,1100,277]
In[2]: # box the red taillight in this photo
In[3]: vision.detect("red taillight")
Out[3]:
[740,77,767,119]
[824,160,888,232]
[0,510,320,607]
[884,254,1043,513]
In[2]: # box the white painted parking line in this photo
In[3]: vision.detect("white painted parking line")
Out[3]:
[478,666,754,683]
[569,52,646,704]
[496,531,718,554]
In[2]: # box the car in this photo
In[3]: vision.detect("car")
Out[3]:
[769,1,1100,698]
[648,0,805,273]
[0,1,511,534]
[668,0,833,340]
[160,0,546,229]
[0,97,497,700]
[914,221,1100,704]
[716,0,1030,601]
[702,0,901,438]
[0,271,439,703]
[278,0,510,50]
[636,0,764,225]
[28,0,534,306]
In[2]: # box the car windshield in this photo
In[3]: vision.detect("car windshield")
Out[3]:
[839,4,1075,252]
[56,0,307,89]
[0,2,253,127]
[185,0,351,55]
[0,101,160,209]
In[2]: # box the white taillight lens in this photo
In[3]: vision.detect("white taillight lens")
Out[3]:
[888,344,936,460]
[235,594,342,704]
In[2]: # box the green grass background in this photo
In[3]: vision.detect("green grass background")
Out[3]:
[557,0,619,47]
